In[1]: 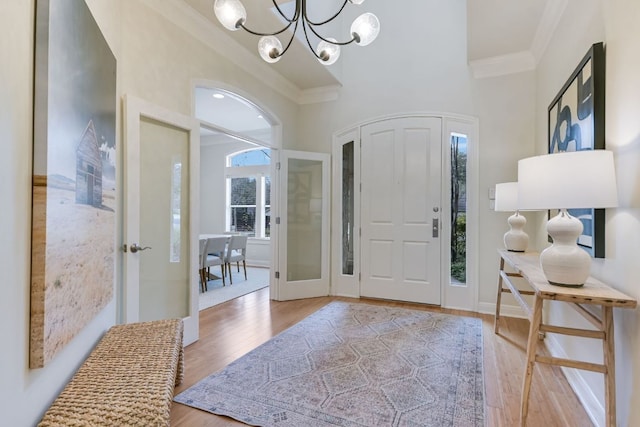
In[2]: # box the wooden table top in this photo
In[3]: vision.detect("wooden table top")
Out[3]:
[498,250,637,308]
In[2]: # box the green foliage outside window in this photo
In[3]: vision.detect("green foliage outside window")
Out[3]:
[451,136,467,283]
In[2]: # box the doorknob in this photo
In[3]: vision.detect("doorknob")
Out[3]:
[129,243,152,253]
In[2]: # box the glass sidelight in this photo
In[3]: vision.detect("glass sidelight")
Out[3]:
[342,141,355,275]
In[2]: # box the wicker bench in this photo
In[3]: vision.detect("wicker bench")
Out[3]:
[38,319,184,427]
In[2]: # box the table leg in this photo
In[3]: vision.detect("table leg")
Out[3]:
[520,295,543,426]
[494,257,505,334]
[602,306,616,427]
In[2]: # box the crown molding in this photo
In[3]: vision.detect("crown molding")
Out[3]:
[469,51,536,79]
[469,0,568,79]
[139,0,302,104]
[530,0,569,63]
[298,85,341,104]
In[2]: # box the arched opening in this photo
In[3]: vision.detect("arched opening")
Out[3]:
[193,85,278,308]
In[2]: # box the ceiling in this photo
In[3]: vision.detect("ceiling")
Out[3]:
[182,0,550,91]
[185,0,550,139]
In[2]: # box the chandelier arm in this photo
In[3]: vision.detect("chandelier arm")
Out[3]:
[240,21,293,37]
[271,0,300,23]
[306,23,357,46]
[303,0,350,26]
[275,17,301,58]
[301,19,323,60]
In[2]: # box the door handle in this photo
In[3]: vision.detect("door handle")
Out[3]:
[129,243,152,253]
[432,218,439,238]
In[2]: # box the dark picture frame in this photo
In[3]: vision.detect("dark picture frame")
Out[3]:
[547,42,605,258]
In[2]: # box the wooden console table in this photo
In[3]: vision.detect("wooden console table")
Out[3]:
[494,249,636,427]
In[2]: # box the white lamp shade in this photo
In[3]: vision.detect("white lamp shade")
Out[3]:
[494,182,518,212]
[214,0,247,31]
[351,13,380,46]
[518,150,618,210]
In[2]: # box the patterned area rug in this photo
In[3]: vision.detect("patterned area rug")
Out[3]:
[174,302,484,427]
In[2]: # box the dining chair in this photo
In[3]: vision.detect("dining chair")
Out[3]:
[203,237,227,291]
[225,235,248,284]
[198,238,207,292]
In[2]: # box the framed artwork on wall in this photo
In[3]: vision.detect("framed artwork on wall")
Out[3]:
[547,42,605,258]
[30,0,117,368]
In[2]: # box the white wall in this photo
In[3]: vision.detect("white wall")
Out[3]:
[471,71,538,311]
[297,0,474,154]
[602,2,640,422]
[532,0,640,425]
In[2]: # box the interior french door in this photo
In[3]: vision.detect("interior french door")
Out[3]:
[275,150,330,300]
[122,95,199,346]
[360,117,442,305]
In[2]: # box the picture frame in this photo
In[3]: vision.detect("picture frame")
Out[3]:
[30,0,117,368]
[547,42,605,258]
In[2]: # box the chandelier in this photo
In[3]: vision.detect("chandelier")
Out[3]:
[213,0,380,65]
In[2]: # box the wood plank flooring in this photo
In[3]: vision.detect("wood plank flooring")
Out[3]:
[170,288,593,426]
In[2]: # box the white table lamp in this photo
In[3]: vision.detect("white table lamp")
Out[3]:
[494,182,528,252]
[518,150,618,286]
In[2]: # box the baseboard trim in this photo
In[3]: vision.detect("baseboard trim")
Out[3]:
[477,301,528,319]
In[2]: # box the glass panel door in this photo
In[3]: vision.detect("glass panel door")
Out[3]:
[276,150,330,300]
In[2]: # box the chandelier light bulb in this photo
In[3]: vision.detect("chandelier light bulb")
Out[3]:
[349,0,366,4]
[350,12,380,46]
[214,0,247,31]
[316,38,341,65]
[258,36,283,63]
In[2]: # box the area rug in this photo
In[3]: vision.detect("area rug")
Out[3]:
[175,301,484,427]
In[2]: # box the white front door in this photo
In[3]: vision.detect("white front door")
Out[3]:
[122,95,200,345]
[360,117,442,304]
[274,150,330,300]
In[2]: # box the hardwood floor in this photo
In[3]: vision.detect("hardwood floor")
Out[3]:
[170,288,593,426]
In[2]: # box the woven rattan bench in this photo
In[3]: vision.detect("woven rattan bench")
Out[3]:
[38,318,184,427]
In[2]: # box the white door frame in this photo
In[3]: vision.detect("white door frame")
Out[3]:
[121,94,200,345]
[331,113,479,311]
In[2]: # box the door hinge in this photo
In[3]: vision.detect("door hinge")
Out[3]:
[359,227,361,236]
[275,271,280,279]
[276,162,281,170]
[359,182,362,192]
[358,272,361,281]
[275,217,281,225]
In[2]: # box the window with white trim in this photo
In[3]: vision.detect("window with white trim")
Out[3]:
[226,148,271,238]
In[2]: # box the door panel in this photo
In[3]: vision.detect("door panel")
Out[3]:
[361,117,442,305]
[139,117,190,321]
[123,95,199,345]
[276,150,330,300]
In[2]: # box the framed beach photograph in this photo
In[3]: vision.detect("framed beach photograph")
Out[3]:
[547,42,605,258]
